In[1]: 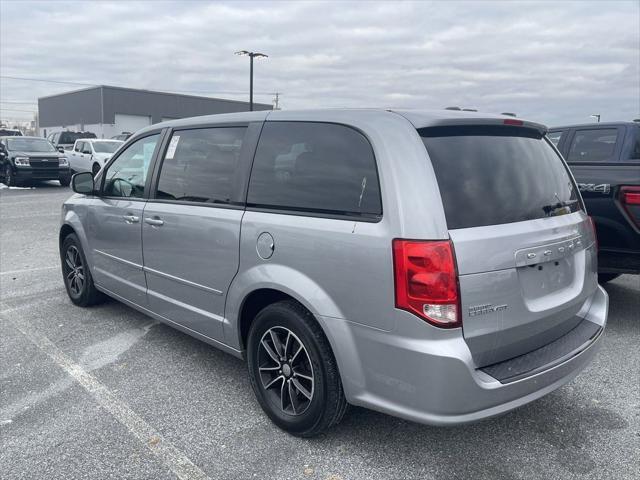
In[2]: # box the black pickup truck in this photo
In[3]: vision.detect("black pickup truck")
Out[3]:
[548,121,640,283]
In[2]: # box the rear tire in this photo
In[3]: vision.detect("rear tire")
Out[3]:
[247,300,348,437]
[598,273,621,284]
[61,233,104,307]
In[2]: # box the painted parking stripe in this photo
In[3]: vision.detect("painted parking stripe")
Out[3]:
[0,266,58,276]
[7,316,210,480]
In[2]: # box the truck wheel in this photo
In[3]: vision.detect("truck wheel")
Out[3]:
[59,175,71,187]
[92,163,101,177]
[247,300,348,437]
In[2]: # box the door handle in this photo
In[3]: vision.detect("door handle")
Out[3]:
[144,217,164,227]
[123,214,140,224]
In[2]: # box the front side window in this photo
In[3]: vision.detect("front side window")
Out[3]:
[74,141,83,152]
[567,128,618,162]
[247,122,382,218]
[155,127,246,204]
[103,133,159,198]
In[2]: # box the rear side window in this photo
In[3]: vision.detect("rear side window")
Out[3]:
[247,122,382,218]
[629,129,640,160]
[567,128,618,162]
[420,126,581,230]
[547,130,565,147]
[155,127,246,204]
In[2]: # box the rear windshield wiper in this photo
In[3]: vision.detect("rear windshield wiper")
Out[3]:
[542,199,578,215]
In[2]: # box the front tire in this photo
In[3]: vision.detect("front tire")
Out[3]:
[59,175,71,187]
[92,163,101,177]
[247,300,348,437]
[61,233,104,306]
[4,164,16,186]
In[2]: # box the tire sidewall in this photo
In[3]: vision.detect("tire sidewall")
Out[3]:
[247,304,329,435]
[5,164,14,186]
[61,234,92,305]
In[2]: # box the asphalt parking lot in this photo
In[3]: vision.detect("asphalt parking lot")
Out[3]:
[1,184,639,480]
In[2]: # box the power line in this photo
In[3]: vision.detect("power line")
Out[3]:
[0,75,279,96]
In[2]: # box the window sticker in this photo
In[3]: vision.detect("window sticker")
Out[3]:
[166,135,180,160]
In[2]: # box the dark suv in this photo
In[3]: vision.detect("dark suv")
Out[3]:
[0,136,71,186]
[548,121,640,282]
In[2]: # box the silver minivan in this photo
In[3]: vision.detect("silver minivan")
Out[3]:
[60,109,608,436]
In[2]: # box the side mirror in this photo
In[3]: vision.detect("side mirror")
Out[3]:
[71,172,95,194]
[57,146,65,153]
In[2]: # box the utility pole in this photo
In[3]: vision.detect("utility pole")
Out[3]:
[235,50,268,111]
[273,92,280,110]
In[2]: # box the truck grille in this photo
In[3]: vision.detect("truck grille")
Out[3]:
[29,158,59,169]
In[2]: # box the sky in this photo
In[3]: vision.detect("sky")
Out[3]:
[0,0,638,127]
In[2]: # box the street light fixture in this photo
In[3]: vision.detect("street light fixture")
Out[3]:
[235,50,268,111]
[590,114,601,123]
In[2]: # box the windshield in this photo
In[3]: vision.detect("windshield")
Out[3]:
[420,125,582,229]
[92,141,122,153]
[7,138,57,153]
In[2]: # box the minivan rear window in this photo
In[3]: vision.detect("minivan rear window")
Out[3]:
[420,125,581,230]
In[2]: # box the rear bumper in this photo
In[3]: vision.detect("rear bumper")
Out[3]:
[321,285,608,426]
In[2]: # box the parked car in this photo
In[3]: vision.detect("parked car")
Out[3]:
[0,128,23,137]
[549,121,640,283]
[111,132,133,141]
[0,136,70,186]
[68,139,124,176]
[47,131,97,151]
[60,110,607,437]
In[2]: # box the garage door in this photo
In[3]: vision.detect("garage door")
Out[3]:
[114,114,151,135]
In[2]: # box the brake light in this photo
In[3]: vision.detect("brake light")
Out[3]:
[503,119,523,126]
[392,239,461,328]
[620,186,640,228]
[621,186,640,205]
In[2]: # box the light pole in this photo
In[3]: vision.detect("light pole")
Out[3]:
[590,114,601,123]
[235,50,268,111]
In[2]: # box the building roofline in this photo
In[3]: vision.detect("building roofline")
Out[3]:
[37,84,271,107]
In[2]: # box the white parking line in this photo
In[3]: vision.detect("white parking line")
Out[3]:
[0,266,59,276]
[1,212,59,220]
[7,317,210,480]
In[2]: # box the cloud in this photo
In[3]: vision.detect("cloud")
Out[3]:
[1,0,638,126]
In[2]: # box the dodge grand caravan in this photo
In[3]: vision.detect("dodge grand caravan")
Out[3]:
[60,109,608,436]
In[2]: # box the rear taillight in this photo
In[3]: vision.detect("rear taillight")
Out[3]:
[621,186,640,206]
[392,239,461,328]
[620,186,640,228]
